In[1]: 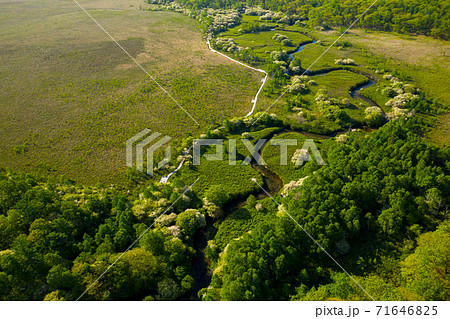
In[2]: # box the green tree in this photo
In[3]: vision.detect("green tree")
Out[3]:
[204,185,229,206]
[176,209,206,236]
[401,221,450,300]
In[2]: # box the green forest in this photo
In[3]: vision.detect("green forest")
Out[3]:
[0,0,449,302]
[202,119,449,300]
[155,0,450,39]
[0,117,448,300]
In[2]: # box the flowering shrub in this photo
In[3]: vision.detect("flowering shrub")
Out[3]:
[278,16,291,24]
[291,149,310,165]
[245,7,269,16]
[365,106,383,115]
[272,33,288,42]
[165,225,181,239]
[209,11,241,34]
[385,93,419,108]
[155,213,177,227]
[213,38,240,53]
[270,50,289,62]
[260,13,274,20]
[336,134,349,143]
[281,176,308,197]
[293,75,309,82]
[382,87,396,97]
[386,107,415,120]
[159,3,241,38]
[272,33,294,47]
[335,58,355,65]
[365,106,384,127]
[274,60,288,67]
[289,82,309,94]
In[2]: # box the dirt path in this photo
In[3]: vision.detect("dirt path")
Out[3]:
[206,40,267,117]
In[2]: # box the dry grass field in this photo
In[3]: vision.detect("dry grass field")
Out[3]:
[0,0,262,184]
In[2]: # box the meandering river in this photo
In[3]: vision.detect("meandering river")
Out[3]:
[188,37,382,299]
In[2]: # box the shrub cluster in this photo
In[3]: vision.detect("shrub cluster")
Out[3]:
[335,58,355,65]
[272,33,294,46]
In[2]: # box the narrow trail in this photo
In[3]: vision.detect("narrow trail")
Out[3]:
[160,41,269,184]
[165,35,383,299]
[161,39,380,184]
[206,40,267,117]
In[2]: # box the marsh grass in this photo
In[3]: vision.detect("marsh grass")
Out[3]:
[0,0,262,184]
[261,131,334,183]
[218,15,311,65]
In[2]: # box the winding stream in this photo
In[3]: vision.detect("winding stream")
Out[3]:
[350,79,377,106]
[288,40,316,60]
[287,39,379,107]
[188,38,382,299]
[188,125,378,299]
[189,130,284,299]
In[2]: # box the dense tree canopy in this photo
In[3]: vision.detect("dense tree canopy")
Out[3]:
[0,171,199,300]
[202,119,449,300]
[154,0,450,39]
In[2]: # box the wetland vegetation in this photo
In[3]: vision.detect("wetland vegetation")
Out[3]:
[0,0,448,301]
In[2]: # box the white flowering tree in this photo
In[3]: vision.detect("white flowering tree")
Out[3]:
[291,148,310,165]
[175,209,206,237]
[365,106,384,127]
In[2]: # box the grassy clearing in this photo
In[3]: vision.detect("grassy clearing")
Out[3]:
[212,197,276,251]
[221,30,310,61]
[178,160,263,202]
[344,29,450,107]
[176,127,280,205]
[218,15,311,64]
[261,131,334,183]
[306,28,450,144]
[313,71,367,99]
[427,113,450,146]
[0,0,262,184]
[271,70,373,132]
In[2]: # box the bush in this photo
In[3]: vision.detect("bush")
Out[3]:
[335,58,355,65]
[270,50,289,62]
[289,83,309,94]
[281,38,294,46]
[385,93,419,108]
[364,107,384,127]
[176,209,206,236]
[382,87,397,97]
